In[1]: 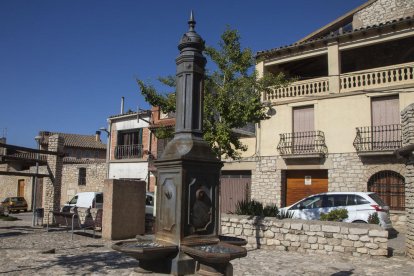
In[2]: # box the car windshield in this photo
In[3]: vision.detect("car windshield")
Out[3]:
[69,196,78,204]
[369,193,386,206]
[11,197,25,202]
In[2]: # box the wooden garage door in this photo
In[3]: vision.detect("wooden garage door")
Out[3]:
[285,170,328,206]
[220,172,251,214]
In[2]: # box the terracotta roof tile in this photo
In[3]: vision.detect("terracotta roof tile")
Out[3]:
[39,131,106,150]
[256,16,414,59]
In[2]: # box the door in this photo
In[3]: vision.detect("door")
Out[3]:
[220,172,251,214]
[18,180,25,197]
[293,106,314,153]
[285,170,328,207]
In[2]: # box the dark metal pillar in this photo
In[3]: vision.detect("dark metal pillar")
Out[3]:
[153,12,223,275]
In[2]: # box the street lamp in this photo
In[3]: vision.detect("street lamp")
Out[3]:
[31,135,41,227]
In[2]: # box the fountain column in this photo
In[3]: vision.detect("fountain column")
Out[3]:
[154,12,223,274]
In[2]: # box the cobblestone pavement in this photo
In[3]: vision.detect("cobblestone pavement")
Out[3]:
[1,214,414,275]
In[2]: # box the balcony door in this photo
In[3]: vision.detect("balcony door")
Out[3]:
[116,129,143,159]
[293,106,314,153]
[371,96,400,150]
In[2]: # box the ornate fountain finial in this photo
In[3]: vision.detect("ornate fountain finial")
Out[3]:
[179,10,204,51]
[188,10,195,32]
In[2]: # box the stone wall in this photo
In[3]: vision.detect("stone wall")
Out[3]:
[329,153,405,192]
[251,153,404,208]
[0,174,31,205]
[401,103,414,258]
[353,0,414,29]
[60,162,107,205]
[390,212,407,233]
[251,156,280,206]
[0,165,48,210]
[406,156,414,258]
[221,214,388,257]
[43,135,64,221]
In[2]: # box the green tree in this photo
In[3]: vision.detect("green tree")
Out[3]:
[137,27,287,159]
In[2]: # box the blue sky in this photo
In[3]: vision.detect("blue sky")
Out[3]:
[0,0,366,147]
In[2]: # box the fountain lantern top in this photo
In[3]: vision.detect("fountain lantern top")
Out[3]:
[178,11,205,52]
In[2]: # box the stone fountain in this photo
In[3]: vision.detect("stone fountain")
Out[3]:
[113,12,247,276]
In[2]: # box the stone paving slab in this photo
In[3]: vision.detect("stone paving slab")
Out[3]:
[1,216,414,275]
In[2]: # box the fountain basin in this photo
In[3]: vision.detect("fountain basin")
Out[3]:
[112,237,178,260]
[182,242,247,275]
[218,235,247,246]
[181,241,247,264]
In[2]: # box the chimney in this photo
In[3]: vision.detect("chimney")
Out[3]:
[95,131,101,142]
[121,97,125,114]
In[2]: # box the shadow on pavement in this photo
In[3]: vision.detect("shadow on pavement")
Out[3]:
[331,270,354,276]
[0,231,27,238]
[52,251,139,272]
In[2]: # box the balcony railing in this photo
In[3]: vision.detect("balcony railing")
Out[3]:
[115,144,143,159]
[265,62,414,102]
[341,62,414,93]
[277,130,328,156]
[353,124,402,153]
[266,77,329,101]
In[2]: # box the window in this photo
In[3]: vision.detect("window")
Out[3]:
[356,195,370,205]
[368,170,405,211]
[325,194,357,207]
[291,195,323,210]
[78,168,86,186]
[69,195,78,204]
[115,129,143,159]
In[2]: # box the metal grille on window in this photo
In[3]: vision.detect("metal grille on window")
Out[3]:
[368,170,405,211]
[78,168,86,186]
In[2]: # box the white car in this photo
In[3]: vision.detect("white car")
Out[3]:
[280,192,392,229]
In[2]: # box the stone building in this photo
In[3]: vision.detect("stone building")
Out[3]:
[243,0,414,231]
[0,131,107,209]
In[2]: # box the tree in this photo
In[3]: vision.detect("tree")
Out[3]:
[137,27,287,159]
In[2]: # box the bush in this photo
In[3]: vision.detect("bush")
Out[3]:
[320,209,348,222]
[368,212,380,225]
[263,204,279,217]
[234,199,263,216]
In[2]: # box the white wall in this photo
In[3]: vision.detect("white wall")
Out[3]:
[109,162,148,180]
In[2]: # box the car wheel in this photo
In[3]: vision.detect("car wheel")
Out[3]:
[352,220,367,224]
[24,209,27,212]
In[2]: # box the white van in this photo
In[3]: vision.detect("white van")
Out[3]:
[62,192,103,212]
[62,191,154,216]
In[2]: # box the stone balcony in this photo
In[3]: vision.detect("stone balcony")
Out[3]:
[265,62,414,102]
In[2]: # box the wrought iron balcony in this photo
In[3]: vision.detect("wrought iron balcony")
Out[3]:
[353,124,402,154]
[277,131,328,157]
[115,144,144,159]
